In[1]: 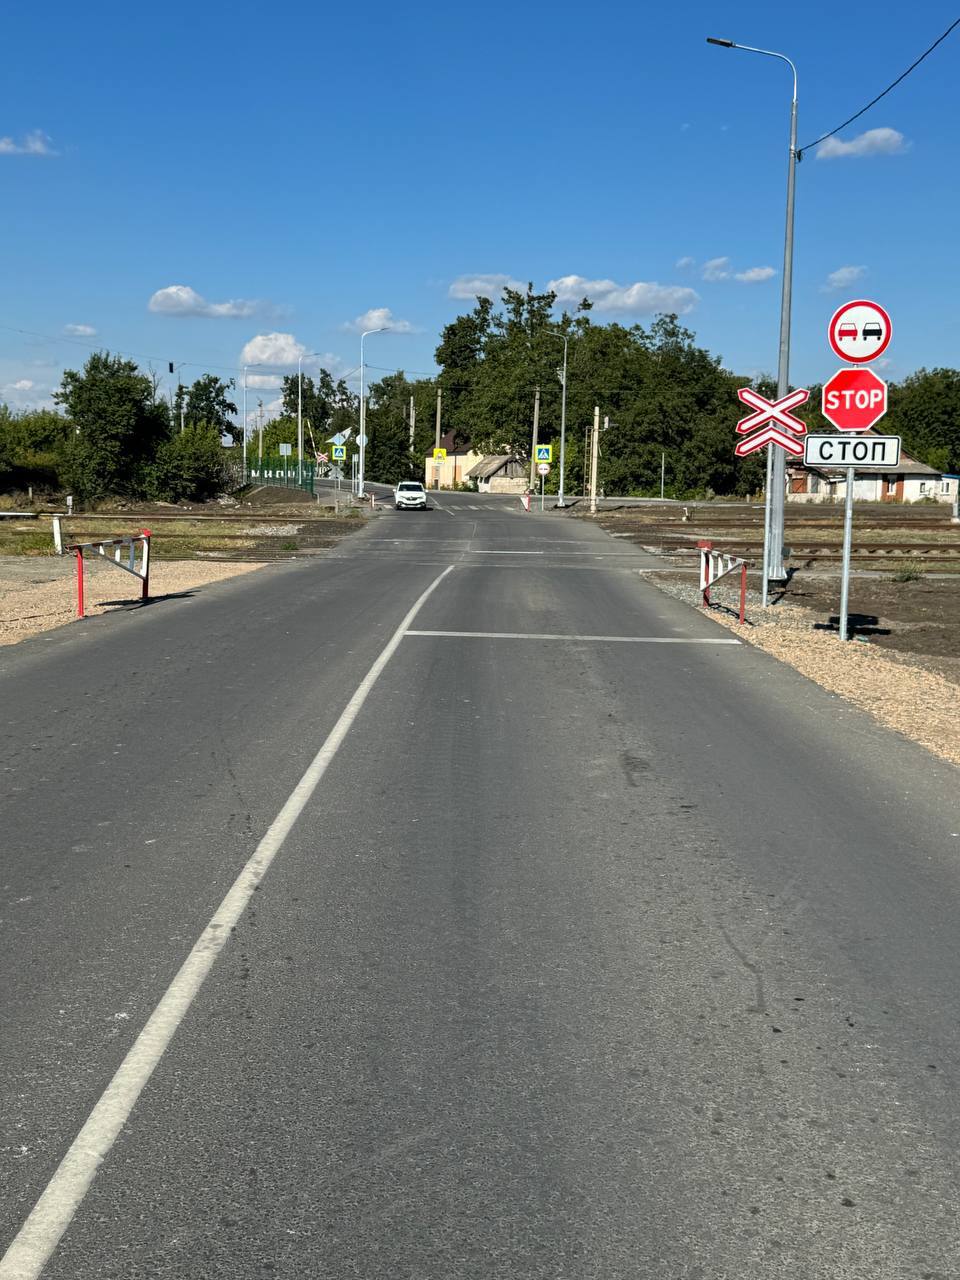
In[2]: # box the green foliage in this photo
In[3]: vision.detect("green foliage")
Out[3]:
[55,352,171,500]
[366,371,417,482]
[185,374,239,442]
[892,560,926,582]
[278,371,358,457]
[150,424,228,502]
[888,368,960,474]
[0,406,72,491]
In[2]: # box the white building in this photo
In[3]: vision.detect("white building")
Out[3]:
[787,434,949,503]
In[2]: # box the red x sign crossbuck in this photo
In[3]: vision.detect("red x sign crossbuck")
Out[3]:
[734,387,809,457]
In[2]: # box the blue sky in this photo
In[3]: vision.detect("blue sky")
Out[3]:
[2,0,957,425]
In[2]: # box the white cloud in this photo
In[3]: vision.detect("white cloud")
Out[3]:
[822,264,867,291]
[816,127,907,160]
[343,306,415,334]
[149,284,257,319]
[64,323,97,337]
[238,336,353,381]
[5,379,35,391]
[448,273,524,300]
[239,332,307,367]
[0,130,56,156]
[702,257,731,282]
[675,256,695,269]
[548,275,699,316]
[734,266,776,283]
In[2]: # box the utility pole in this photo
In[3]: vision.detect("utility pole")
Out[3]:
[409,395,415,452]
[257,400,264,462]
[661,451,666,500]
[434,386,442,451]
[529,385,541,490]
[178,386,185,434]
[589,406,600,514]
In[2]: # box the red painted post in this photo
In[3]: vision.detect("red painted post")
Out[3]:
[75,548,84,618]
[739,561,747,625]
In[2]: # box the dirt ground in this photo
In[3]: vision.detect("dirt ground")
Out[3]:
[0,558,265,646]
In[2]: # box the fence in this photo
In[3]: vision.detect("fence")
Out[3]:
[244,457,316,495]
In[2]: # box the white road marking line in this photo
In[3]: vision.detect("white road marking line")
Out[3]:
[465,549,545,555]
[0,564,457,1280]
[405,630,740,644]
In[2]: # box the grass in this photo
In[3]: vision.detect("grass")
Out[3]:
[892,561,927,583]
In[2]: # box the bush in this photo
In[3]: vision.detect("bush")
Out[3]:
[892,560,926,583]
[150,425,228,502]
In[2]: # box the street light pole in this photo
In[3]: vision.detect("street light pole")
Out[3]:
[546,330,569,506]
[242,365,248,485]
[297,355,304,485]
[708,36,798,605]
[358,327,388,498]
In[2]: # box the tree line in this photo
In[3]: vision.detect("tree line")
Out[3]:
[3,287,958,503]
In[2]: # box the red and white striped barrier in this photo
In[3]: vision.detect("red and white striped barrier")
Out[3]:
[698,539,747,625]
[53,516,151,618]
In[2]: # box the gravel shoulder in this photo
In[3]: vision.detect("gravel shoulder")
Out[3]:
[649,567,960,769]
[0,558,264,646]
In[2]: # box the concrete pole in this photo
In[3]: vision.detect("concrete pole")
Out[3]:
[768,85,799,589]
[589,406,600,514]
[660,451,665,500]
[409,395,415,452]
[435,386,442,451]
[529,385,541,490]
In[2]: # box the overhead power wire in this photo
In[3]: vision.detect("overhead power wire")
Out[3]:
[798,17,960,159]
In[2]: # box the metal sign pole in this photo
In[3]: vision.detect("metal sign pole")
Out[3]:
[839,465,855,641]
[540,474,545,511]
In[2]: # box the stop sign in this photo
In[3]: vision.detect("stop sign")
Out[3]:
[821,367,888,432]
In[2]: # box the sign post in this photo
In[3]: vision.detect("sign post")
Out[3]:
[432,447,446,491]
[537,461,550,511]
[816,298,892,640]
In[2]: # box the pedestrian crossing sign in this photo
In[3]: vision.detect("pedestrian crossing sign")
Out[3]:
[332,444,347,460]
[433,448,447,461]
[535,444,552,463]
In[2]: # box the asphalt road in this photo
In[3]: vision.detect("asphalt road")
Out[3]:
[2,493,959,1278]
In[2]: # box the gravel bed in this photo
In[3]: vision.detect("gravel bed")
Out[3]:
[648,569,960,768]
[0,559,264,646]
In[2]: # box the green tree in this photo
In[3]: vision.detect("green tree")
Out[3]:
[0,406,72,491]
[185,374,239,443]
[889,368,960,473]
[366,371,417,482]
[152,424,228,502]
[55,353,171,500]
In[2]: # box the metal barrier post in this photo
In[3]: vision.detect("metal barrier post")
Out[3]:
[76,548,85,618]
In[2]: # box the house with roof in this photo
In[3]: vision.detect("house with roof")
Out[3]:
[787,432,950,503]
[423,431,482,489]
[466,455,528,494]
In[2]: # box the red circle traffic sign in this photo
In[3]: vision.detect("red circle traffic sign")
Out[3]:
[828,299,892,364]
[821,367,888,432]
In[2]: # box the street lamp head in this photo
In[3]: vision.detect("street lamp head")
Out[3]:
[706,36,735,47]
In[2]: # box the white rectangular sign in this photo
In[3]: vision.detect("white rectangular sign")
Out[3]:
[803,434,901,469]
[279,443,292,457]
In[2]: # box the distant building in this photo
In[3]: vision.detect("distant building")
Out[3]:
[466,455,528,494]
[787,433,949,503]
[423,431,482,489]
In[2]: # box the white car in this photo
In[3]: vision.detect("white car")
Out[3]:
[395,481,428,510]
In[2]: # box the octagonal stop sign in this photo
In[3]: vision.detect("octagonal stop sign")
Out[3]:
[821,367,888,432]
